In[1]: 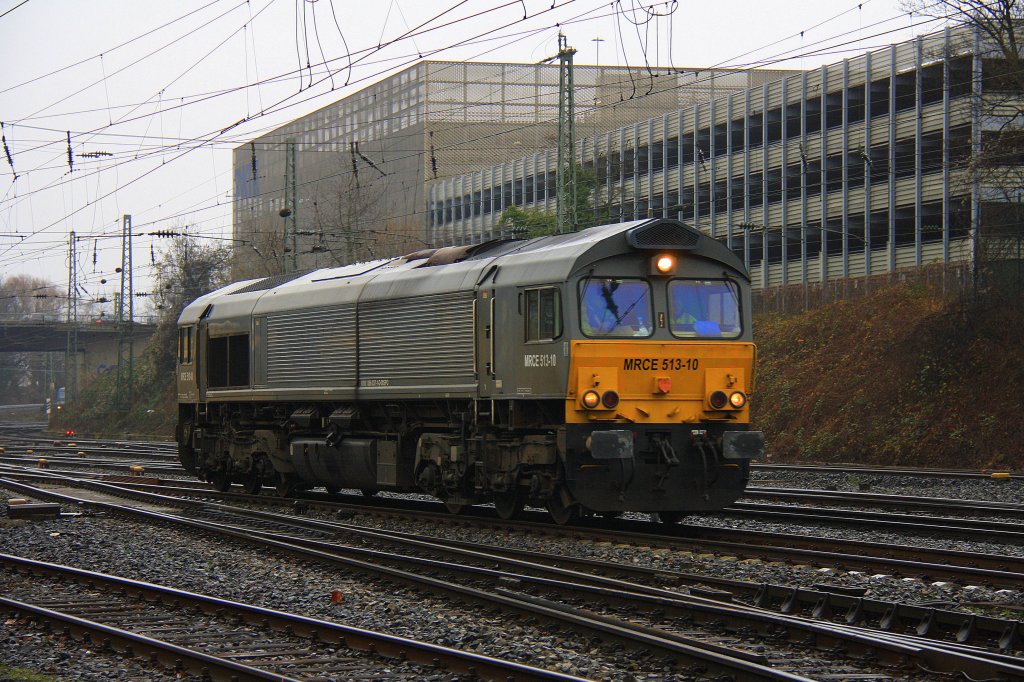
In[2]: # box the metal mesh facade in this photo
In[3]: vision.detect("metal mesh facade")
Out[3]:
[430,27,1017,289]
[231,61,776,273]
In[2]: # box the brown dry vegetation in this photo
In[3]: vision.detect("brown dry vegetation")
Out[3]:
[752,281,1023,469]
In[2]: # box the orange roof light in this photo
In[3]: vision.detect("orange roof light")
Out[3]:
[653,254,676,275]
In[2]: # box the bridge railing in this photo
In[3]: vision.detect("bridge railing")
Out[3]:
[0,313,158,325]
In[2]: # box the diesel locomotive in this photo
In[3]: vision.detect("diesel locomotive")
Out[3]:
[175,218,763,523]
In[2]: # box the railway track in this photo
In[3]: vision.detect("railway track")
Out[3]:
[3,465,1023,587]
[3,474,1024,680]
[0,553,579,681]
[753,462,1021,480]
[743,486,1024,520]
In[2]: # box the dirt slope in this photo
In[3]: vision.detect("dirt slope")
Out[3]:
[752,282,1022,469]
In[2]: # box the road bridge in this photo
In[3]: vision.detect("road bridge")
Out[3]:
[0,314,158,390]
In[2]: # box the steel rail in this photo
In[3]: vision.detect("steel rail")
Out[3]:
[5,476,1024,679]
[744,486,1024,519]
[753,463,1021,480]
[16,471,1017,653]
[0,553,584,682]
[4,469,1024,588]
[726,502,1024,541]
[0,478,816,682]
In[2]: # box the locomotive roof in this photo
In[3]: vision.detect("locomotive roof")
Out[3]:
[179,219,746,325]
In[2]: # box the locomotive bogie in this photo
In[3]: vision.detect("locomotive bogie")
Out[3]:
[176,218,764,520]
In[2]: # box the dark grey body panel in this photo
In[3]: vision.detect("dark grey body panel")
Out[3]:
[182,219,752,404]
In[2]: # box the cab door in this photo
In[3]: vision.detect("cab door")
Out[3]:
[475,287,497,397]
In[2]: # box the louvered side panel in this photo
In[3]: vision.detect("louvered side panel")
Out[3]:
[266,307,356,386]
[359,292,476,385]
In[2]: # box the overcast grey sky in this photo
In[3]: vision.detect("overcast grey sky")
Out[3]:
[0,0,939,311]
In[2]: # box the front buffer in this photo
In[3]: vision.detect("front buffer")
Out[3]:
[563,340,763,513]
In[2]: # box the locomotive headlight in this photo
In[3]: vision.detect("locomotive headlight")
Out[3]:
[581,390,602,409]
[709,390,729,409]
[601,390,620,409]
[652,254,677,275]
[729,391,747,409]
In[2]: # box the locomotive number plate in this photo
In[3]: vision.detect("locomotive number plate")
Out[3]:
[622,358,699,371]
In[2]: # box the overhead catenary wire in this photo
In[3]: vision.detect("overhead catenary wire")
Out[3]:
[0,0,950,282]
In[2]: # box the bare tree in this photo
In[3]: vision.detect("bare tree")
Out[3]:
[148,235,233,375]
[904,1,1024,294]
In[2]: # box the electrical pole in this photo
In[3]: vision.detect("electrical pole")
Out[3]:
[116,214,134,407]
[554,34,577,233]
[65,231,78,405]
[282,138,298,273]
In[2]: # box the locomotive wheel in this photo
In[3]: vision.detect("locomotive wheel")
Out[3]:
[361,488,379,497]
[546,488,579,525]
[444,501,467,515]
[656,511,685,524]
[493,490,523,520]
[241,476,262,495]
[324,486,341,494]
[275,477,296,498]
[209,472,231,493]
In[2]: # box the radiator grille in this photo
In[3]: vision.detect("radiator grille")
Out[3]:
[359,291,475,382]
[626,220,702,250]
[230,270,308,295]
[266,306,356,386]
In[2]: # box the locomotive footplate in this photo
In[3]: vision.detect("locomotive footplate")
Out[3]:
[562,424,761,513]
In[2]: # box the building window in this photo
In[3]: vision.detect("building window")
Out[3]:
[666,137,679,169]
[921,63,944,104]
[846,84,866,124]
[894,138,916,179]
[869,209,889,250]
[825,90,843,129]
[805,159,821,196]
[747,112,763,147]
[825,153,844,192]
[847,152,866,189]
[730,176,744,210]
[747,171,763,206]
[894,70,917,111]
[785,102,801,138]
[805,97,821,134]
[949,56,972,98]
[766,107,783,144]
[786,163,802,201]
[713,122,728,157]
[681,132,694,165]
[869,144,889,184]
[766,168,783,205]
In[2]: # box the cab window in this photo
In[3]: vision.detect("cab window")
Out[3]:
[177,326,193,364]
[580,278,653,337]
[669,279,741,338]
[525,287,561,342]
